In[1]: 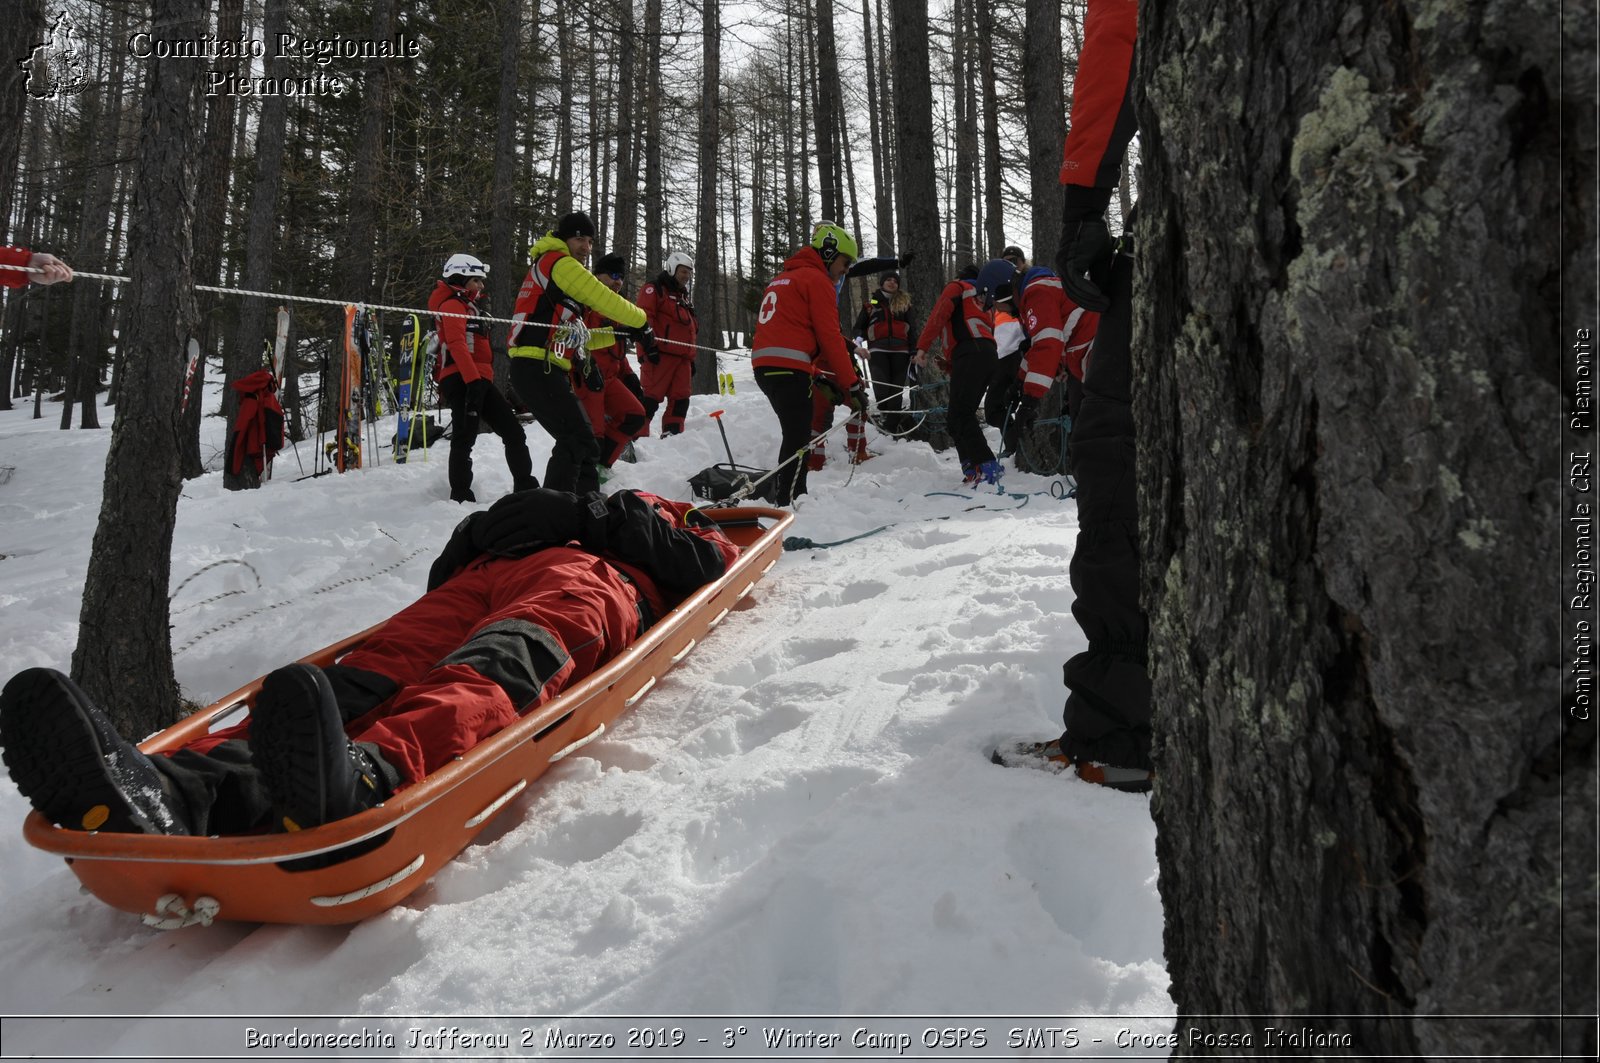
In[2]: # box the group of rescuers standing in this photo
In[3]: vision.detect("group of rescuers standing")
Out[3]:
[429,209,1099,508]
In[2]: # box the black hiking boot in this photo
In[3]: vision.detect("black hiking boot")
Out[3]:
[0,668,191,834]
[991,738,1154,794]
[251,664,395,832]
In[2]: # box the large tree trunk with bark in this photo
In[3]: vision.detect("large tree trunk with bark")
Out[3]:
[72,0,206,738]
[489,0,523,369]
[1138,0,1593,1056]
[888,0,943,332]
[0,0,44,243]
[691,0,721,395]
[229,0,292,452]
[1022,0,1063,267]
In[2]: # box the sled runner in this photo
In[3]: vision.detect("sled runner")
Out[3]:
[21,506,792,927]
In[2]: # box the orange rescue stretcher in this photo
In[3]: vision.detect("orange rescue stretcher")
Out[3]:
[21,506,793,927]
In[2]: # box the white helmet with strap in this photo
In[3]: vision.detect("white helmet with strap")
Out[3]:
[442,253,489,281]
[663,251,694,276]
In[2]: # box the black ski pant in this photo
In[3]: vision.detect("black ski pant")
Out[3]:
[755,366,816,505]
[1060,249,1151,772]
[438,374,536,500]
[510,359,602,495]
[947,340,998,470]
[984,351,1024,429]
[867,347,912,425]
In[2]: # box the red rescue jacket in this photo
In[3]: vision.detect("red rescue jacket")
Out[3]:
[1016,268,1098,398]
[750,246,858,388]
[429,281,494,384]
[227,369,285,475]
[916,279,995,365]
[637,273,698,362]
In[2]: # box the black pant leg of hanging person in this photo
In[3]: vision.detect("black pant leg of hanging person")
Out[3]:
[1059,247,1152,772]
[510,360,601,494]
[985,351,1023,428]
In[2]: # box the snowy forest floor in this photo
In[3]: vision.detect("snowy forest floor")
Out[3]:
[0,354,1171,1051]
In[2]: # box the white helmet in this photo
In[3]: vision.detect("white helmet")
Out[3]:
[663,251,694,276]
[442,253,489,281]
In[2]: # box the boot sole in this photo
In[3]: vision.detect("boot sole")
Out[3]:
[251,665,345,832]
[0,669,168,833]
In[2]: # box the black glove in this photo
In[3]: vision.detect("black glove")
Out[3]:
[1015,393,1040,430]
[814,377,846,407]
[471,488,611,558]
[427,513,487,591]
[462,378,491,418]
[630,324,660,364]
[1056,218,1113,313]
[581,354,605,393]
[847,384,870,415]
[897,251,916,268]
[620,371,645,403]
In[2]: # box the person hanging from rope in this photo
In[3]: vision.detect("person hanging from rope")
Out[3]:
[430,253,538,504]
[851,268,919,436]
[913,263,1002,487]
[637,250,699,437]
[507,212,657,495]
[0,246,72,287]
[978,261,1029,433]
[750,221,869,506]
[578,253,650,482]
[0,489,738,836]
[994,0,1151,792]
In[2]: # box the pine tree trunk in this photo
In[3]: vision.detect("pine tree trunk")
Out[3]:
[976,1,1004,255]
[228,0,291,465]
[691,0,721,395]
[612,9,639,269]
[889,0,943,330]
[642,0,662,274]
[0,0,43,244]
[1138,0,1593,1055]
[71,0,206,738]
[953,10,974,267]
[489,0,522,364]
[1022,0,1063,267]
[809,0,842,222]
[861,0,892,251]
[555,0,574,218]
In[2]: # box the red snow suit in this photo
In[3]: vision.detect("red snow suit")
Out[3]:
[1059,0,1138,190]
[187,494,737,789]
[1016,270,1099,398]
[1,246,31,289]
[227,369,286,475]
[577,309,648,466]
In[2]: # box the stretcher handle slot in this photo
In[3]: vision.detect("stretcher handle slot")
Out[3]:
[709,607,730,628]
[669,639,697,664]
[310,854,426,907]
[549,723,606,763]
[624,676,657,708]
[465,780,528,829]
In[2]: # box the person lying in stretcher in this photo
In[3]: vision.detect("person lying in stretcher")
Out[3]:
[0,490,739,836]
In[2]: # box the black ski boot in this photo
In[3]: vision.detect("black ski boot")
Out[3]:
[0,668,191,834]
[251,664,396,832]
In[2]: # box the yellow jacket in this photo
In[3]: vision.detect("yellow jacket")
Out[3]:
[507,233,647,370]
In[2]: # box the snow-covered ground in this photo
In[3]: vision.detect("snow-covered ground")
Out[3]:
[0,353,1171,1056]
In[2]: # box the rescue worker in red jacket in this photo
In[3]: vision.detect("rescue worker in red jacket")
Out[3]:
[914,264,1002,485]
[851,269,918,434]
[0,246,72,287]
[577,253,649,477]
[750,222,868,505]
[637,251,699,436]
[0,490,739,835]
[507,212,655,494]
[430,253,537,503]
